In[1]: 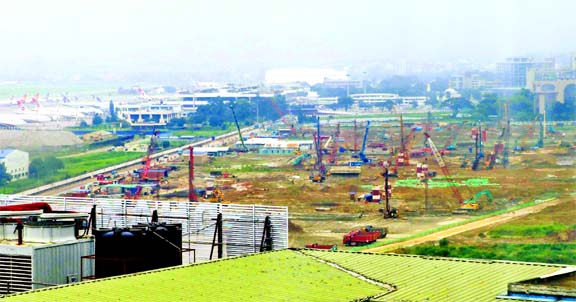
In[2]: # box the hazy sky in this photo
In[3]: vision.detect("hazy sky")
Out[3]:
[1,0,574,79]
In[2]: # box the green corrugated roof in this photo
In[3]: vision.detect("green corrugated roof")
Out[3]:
[0,250,383,302]
[1,250,571,302]
[301,250,570,302]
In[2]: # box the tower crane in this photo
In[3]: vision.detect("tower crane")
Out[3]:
[424,132,482,212]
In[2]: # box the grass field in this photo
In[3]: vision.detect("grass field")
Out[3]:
[392,197,576,264]
[397,242,576,264]
[1,152,144,194]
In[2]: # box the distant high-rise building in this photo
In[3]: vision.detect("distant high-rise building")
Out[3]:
[571,54,576,71]
[497,57,555,88]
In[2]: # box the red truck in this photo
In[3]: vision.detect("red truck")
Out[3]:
[343,229,381,246]
[305,243,337,251]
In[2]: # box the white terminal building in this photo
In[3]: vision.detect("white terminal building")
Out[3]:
[350,93,428,108]
[0,149,29,181]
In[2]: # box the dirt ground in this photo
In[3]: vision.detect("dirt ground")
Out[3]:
[152,120,574,250]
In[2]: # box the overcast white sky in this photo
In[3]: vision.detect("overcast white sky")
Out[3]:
[0,0,574,78]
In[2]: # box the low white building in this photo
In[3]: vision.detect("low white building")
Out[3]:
[0,149,29,180]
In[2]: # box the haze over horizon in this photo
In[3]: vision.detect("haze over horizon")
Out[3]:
[1,0,574,81]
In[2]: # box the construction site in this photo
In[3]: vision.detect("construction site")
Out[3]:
[51,109,575,251]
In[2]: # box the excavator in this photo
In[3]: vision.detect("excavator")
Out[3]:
[459,190,493,212]
[207,189,225,203]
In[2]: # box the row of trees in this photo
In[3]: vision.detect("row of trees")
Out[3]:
[331,88,572,123]
[0,156,65,186]
[187,95,288,128]
[29,156,65,178]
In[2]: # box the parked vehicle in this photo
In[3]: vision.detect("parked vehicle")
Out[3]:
[343,229,381,246]
[305,243,337,251]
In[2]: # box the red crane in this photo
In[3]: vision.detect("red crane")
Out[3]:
[328,123,340,164]
[127,129,159,200]
[268,97,296,135]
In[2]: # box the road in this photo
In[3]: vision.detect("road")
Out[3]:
[19,126,254,196]
[363,197,570,253]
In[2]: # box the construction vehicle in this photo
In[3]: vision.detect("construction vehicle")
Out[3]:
[444,121,467,151]
[471,124,486,171]
[537,114,544,148]
[327,122,340,164]
[343,229,382,246]
[424,132,490,213]
[126,129,159,200]
[364,226,388,238]
[229,103,248,152]
[457,190,493,212]
[205,188,225,202]
[351,120,371,163]
[305,243,337,251]
[310,117,327,183]
[379,168,399,218]
[358,121,371,163]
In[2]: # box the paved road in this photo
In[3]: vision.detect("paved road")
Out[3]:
[363,197,570,253]
[20,126,254,196]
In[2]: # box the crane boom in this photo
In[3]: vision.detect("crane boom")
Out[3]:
[424,132,465,205]
[229,104,247,152]
[359,121,370,163]
[132,129,159,200]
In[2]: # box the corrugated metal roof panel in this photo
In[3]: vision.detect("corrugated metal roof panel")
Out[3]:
[302,250,570,302]
[0,250,384,302]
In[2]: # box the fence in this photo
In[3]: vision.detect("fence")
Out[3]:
[0,195,288,262]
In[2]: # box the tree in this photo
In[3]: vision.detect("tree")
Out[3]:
[337,96,355,110]
[167,117,187,128]
[79,120,89,128]
[29,158,45,177]
[161,140,171,149]
[109,100,117,122]
[0,163,12,186]
[29,157,64,177]
[442,98,473,118]
[473,93,499,121]
[92,114,103,126]
[44,156,64,173]
[508,90,535,121]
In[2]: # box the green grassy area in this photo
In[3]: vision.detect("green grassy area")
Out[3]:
[397,242,576,264]
[488,223,576,238]
[1,152,144,194]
